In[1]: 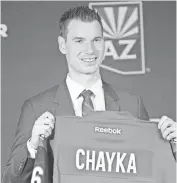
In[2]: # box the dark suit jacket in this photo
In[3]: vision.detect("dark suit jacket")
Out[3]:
[2,81,149,183]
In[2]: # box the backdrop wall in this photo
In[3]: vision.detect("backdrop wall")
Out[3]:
[1,1,176,171]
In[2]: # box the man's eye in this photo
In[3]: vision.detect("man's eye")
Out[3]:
[94,38,101,42]
[76,40,83,43]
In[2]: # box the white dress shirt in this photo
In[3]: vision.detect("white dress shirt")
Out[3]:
[27,74,106,158]
[66,74,105,116]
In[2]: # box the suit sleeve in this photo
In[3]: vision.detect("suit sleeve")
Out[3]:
[2,100,37,183]
[137,96,149,121]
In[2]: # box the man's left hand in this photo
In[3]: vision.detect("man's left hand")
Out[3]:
[158,116,177,142]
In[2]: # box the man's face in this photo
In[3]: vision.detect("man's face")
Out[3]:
[60,19,105,75]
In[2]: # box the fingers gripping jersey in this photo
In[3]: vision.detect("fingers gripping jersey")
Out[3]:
[52,111,176,183]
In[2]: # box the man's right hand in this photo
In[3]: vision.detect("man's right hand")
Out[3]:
[29,111,55,150]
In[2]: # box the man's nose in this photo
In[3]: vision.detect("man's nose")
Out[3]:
[86,42,95,53]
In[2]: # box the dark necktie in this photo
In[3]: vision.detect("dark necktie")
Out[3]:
[80,89,94,116]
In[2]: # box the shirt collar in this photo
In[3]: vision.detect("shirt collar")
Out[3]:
[66,74,103,101]
[90,78,103,98]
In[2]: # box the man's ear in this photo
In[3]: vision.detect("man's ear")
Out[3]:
[102,40,106,61]
[58,36,67,54]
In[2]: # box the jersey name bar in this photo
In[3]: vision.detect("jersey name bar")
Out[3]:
[76,149,137,174]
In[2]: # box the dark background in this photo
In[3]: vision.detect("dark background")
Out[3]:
[1,1,176,172]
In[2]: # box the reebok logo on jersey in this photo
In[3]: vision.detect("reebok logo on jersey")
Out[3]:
[95,126,121,135]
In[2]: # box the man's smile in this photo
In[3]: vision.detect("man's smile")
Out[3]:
[81,57,98,62]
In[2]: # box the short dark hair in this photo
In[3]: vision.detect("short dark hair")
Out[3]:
[59,6,103,39]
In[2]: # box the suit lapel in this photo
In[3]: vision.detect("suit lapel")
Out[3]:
[49,81,75,173]
[53,80,120,116]
[54,81,75,116]
[103,82,120,111]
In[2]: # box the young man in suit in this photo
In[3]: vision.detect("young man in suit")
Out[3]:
[2,6,176,183]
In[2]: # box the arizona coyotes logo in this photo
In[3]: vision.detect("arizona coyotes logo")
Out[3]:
[89,2,146,75]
